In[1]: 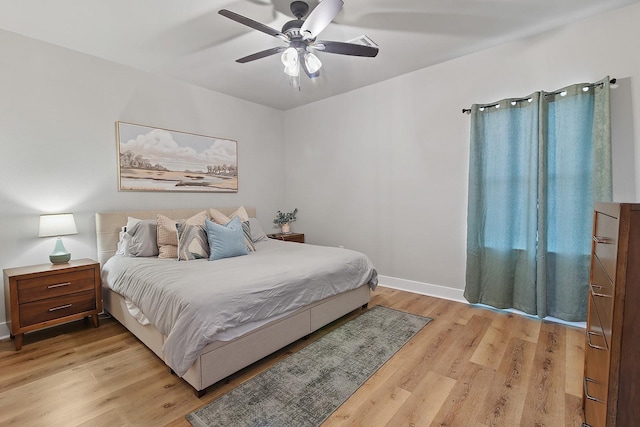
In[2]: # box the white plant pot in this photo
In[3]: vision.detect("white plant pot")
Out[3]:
[281,223,291,234]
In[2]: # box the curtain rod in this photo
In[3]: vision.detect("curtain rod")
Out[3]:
[461,78,617,114]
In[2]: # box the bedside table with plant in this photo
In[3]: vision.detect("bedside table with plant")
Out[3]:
[270,208,303,242]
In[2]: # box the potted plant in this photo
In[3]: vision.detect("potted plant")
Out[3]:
[273,208,298,234]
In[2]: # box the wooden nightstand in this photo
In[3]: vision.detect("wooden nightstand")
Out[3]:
[3,258,102,350]
[267,233,305,243]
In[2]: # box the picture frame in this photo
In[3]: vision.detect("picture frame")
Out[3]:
[116,121,238,193]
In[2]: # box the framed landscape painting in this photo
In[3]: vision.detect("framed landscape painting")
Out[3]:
[116,122,238,192]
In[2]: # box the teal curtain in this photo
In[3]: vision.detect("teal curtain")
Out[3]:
[465,77,612,321]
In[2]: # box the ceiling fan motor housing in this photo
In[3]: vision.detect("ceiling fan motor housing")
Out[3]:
[290,1,310,19]
[282,19,306,35]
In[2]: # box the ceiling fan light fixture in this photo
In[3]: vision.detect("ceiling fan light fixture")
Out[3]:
[281,47,298,68]
[284,64,300,77]
[304,52,322,74]
[282,46,301,77]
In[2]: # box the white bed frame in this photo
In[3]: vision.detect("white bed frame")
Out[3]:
[95,207,370,396]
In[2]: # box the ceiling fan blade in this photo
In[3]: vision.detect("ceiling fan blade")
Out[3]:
[300,0,344,39]
[236,47,286,63]
[219,9,287,41]
[314,40,379,57]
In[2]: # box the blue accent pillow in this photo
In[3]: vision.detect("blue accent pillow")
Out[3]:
[206,217,249,261]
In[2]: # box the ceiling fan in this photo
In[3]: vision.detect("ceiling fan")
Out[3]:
[218,0,379,86]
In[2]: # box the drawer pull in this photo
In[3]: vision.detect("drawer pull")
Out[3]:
[49,303,73,312]
[593,235,613,244]
[47,282,71,289]
[590,283,612,298]
[586,330,608,351]
[584,377,605,403]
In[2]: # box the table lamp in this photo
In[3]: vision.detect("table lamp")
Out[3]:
[39,213,78,264]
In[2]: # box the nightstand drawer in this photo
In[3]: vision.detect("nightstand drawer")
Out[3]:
[19,290,97,327]
[17,268,96,303]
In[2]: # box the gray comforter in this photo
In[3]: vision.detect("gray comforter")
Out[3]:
[101,239,378,375]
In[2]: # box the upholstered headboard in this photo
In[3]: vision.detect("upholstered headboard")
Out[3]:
[95,207,256,266]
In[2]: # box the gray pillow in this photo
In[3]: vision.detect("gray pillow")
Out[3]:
[248,217,268,243]
[126,217,159,257]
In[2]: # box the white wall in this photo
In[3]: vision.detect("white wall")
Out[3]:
[0,29,286,335]
[3,3,640,337]
[283,3,640,297]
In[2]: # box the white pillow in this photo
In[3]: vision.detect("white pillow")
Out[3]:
[231,206,250,221]
[209,208,231,225]
[116,228,131,256]
[209,205,250,224]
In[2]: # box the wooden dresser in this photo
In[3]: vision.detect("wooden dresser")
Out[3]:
[583,203,640,426]
[3,258,102,350]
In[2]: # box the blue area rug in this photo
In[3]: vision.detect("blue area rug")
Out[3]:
[186,305,432,427]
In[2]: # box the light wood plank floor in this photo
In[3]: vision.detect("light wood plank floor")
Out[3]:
[0,286,586,426]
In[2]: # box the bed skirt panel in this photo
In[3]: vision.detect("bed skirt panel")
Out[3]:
[103,285,370,392]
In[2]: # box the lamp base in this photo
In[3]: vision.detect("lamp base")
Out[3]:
[50,253,71,264]
[50,237,71,264]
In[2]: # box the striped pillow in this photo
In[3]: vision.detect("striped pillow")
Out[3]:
[177,224,209,260]
[242,221,256,252]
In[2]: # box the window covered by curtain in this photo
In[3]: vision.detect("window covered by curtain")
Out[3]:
[464,77,612,321]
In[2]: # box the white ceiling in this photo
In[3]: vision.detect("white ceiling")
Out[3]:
[1,0,638,110]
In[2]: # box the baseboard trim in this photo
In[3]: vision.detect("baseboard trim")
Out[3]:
[0,322,9,341]
[378,275,466,303]
[378,275,585,328]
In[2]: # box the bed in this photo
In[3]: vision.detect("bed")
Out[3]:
[95,207,377,395]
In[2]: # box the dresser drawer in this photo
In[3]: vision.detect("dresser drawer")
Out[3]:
[586,296,609,352]
[17,268,96,304]
[584,394,607,427]
[593,211,619,282]
[584,334,610,388]
[590,262,613,346]
[19,290,97,327]
[584,339,609,427]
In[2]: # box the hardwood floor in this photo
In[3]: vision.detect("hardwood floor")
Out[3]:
[0,286,586,426]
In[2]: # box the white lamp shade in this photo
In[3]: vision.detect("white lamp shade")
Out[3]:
[39,213,78,237]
